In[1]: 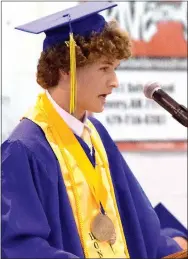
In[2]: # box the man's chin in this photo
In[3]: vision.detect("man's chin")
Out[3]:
[92,106,104,113]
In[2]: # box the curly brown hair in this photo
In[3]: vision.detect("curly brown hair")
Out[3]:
[36,20,132,89]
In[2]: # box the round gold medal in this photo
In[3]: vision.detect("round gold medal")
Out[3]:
[91,213,116,243]
[109,232,116,245]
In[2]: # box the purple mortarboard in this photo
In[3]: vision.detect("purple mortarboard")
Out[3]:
[15,2,117,115]
[155,203,188,239]
[15,1,117,51]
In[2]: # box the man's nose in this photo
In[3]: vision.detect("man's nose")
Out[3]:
[109,73,118,89]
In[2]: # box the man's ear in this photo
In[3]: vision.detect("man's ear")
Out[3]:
[59,69,70,81]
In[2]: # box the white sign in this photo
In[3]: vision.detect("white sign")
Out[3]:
[103,1,187,42]
[94,71,187,141]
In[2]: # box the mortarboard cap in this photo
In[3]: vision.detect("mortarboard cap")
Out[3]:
[155,203,188,239]
[15,2,117,51]
[15,2,118,115]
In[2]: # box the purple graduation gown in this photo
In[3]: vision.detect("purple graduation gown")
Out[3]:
[1,117,183,258]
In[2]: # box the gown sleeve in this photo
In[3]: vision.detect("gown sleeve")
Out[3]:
[154,203,188,241]
[157,233,182,258]
[89,117,183,259]
[1,140,79,259]
[118,152,183,258]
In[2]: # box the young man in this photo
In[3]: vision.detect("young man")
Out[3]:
[1,2,187,258]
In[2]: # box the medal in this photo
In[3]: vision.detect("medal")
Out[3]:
[109,232,116,245]
[91,213,116,243]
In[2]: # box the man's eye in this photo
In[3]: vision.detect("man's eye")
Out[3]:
[100,67,109,71]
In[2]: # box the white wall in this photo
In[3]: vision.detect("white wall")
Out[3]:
[2,2,77,126]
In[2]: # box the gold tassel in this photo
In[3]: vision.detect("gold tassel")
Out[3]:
[69,33,77,115]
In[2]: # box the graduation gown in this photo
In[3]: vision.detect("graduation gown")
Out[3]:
[1,117,183,259]
[154,203,188,240]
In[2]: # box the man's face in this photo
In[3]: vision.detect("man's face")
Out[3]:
[76,57,120,113]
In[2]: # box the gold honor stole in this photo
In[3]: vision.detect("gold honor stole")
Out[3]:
[24,93,130,258]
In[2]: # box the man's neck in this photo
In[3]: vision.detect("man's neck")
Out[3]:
[47,88,85,121]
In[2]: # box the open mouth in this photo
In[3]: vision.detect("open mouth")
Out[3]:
[99,94,107,98]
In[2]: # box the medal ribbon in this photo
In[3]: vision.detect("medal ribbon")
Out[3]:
[31,93,108,210]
